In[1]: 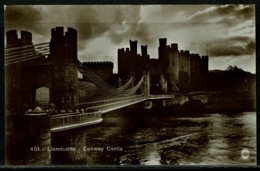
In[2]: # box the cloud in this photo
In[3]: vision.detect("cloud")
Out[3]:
[208,36,255,57]
[4,5,143,46]
[4,5,46,34]
[4,5,256,73]
[189,4,255,25]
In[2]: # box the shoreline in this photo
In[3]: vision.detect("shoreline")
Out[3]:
[144,91,256,115]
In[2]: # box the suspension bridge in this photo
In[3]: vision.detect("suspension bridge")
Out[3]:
[5,28,213,165]
[5,30,174,133]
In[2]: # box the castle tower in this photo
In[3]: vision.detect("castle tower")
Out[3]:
[190,53,201,90]
[158,38,167,69]
[178,50,190,91]
[199,55,209,90]
[6,30,18,48]
[141,45,147,56]
[49,27,78,111]
[158,38,179,92]
[5,30,35,113]
[130,39,137,55]
[118,48,125,78]
[159,38,167,48]
[6,30,33,47]
[168,43,179,91]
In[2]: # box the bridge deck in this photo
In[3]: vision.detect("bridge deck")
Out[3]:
[51,94,174,132]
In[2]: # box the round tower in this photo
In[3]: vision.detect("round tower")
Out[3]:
[49,27,78,111]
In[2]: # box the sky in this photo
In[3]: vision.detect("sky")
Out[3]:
[4,4,256,73]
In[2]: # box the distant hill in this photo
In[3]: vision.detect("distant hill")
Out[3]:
[208,66,255,92]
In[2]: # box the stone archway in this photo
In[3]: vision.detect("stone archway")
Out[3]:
[35,87,50,110]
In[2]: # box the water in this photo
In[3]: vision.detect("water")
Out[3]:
[82,108,256,165]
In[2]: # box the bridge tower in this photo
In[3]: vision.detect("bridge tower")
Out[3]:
[49,27,79,111]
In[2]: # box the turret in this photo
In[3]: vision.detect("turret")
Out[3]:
[141,45,147,56]
[159,38,167,48]
[130,39,137,55]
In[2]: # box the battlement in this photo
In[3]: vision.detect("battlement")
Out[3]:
[83,61,113,65]
[83,61,114,71]
[190,53,200,59]
[159,38,167,48]
[130,39,137,55]
[171,43,178,51]
[50,27,77,62]
[51,27,77,39]
[83,61,113,81]
[118,48,124,52]
[179,50,190,56]
[201,55,209,61]
[6,30,32,47]
[164,43,178,52]
[141,45,148,56]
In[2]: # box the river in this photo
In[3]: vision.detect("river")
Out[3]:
[74,108,256,165]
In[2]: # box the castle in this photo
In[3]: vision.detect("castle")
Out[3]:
[118,39,209,93]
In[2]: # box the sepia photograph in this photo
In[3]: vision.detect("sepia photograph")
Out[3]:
[4,3,256,166]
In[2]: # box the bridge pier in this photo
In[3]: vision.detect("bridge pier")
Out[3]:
[25,107,51,164]
[51,128,87,164]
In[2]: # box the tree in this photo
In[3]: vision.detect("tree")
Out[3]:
[227,65,244,72]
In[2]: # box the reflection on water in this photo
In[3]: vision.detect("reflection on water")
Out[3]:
[83,109,256,165]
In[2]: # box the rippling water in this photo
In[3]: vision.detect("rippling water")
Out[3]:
[83,108,256,165]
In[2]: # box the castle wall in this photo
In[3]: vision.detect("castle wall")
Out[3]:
[158,38,167,73]
[83,62,113,81]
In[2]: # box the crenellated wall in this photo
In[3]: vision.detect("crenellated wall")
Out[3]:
[118,37,209,92]
[83,61,113,81]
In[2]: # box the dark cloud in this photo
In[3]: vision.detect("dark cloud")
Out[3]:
[4,5,47,35]
[5,5,144,48]
[5,5,42,25]
[209,36,255,57]
[189,4,255,25]
[55,5,143,49]
[4,5,256,58]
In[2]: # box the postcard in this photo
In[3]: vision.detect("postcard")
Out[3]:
[4,3,256,167]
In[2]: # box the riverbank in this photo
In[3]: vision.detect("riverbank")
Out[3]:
[159,91,256,115]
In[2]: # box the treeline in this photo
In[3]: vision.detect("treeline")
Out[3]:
[207,65,255,92]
